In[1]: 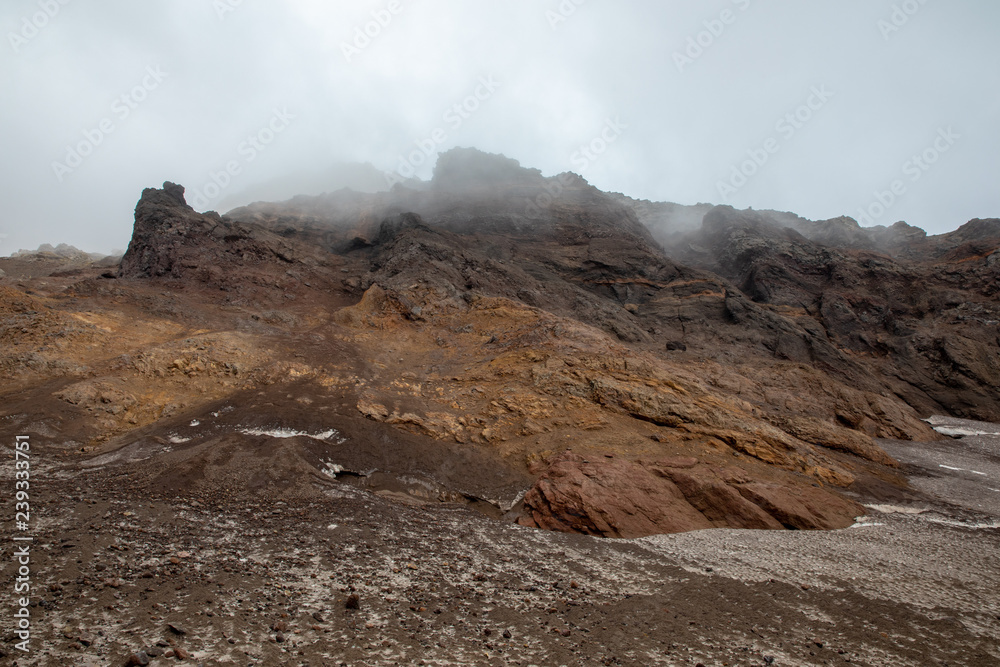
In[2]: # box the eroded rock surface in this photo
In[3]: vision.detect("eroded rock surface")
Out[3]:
[518,452,862,538]
[3,149,997,543]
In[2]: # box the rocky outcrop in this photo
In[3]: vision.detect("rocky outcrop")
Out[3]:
[518,452,863,538]
[661,205,1000,421]
[431,146,543,191]
[118,182,327,282]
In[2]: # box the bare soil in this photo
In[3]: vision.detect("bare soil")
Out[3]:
[1,420,997,666]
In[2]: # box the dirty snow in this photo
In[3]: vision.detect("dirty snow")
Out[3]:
[238,427,347,443]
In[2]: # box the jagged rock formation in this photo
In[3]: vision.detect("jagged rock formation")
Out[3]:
[2,148,996,540]
[662,205,1000,421]
[118,181,333,285]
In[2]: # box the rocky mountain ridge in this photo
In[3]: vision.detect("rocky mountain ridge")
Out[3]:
[2,148,997,541]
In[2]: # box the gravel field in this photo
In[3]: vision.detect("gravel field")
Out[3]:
[2,418,998,667]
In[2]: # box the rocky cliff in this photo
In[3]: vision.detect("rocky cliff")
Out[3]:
[3,148,995,540]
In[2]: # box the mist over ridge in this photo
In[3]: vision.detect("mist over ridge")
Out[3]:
[2,2,998,255]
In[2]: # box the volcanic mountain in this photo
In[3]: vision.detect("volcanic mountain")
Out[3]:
[3,148,998,540]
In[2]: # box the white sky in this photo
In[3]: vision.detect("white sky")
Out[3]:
[1,0,998,254]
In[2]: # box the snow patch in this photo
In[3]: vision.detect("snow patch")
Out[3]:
[939,464,990,476]
[238,427,347,443]
[168,435,191,444]
[189,419,200,427]
[924,415,1000,437]
[934,426,1000,437]
[923,517,1000,530]
[321,462,345,477]
[313,430,348,443]
[865,504,927,515]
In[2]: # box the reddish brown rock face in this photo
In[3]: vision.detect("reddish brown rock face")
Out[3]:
[2,148,995,543]
[518,452,863,538]
[518,453,714,537]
